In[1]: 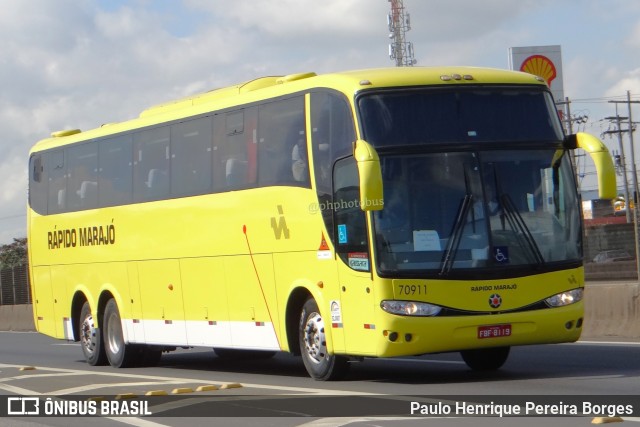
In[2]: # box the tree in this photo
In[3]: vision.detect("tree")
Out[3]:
[0,238,28,269]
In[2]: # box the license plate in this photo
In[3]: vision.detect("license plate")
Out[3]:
[478,324,511,339]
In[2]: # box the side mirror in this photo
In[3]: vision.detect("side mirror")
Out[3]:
[571,132,616,199]
[353,140,384,211]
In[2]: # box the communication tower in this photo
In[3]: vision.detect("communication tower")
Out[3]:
[388,0,416,67]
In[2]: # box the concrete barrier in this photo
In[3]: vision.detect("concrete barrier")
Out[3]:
[585,260,637,281]
[0,304,35,332]
[1,283,639,340]
[582,281,640,340]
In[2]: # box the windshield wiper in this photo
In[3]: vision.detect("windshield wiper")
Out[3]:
[440,157,476,277]
[440,194,472,275]
[499,193,545,265]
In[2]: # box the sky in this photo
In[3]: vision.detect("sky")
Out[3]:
[2,0,640,244]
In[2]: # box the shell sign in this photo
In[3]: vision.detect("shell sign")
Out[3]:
[519,54,557,86]
[509,45,564,102]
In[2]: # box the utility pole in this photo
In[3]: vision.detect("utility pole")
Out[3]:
[387,0,416,67]
[609,93,640,281]
[556,97,579,191]
[603,112,632,223]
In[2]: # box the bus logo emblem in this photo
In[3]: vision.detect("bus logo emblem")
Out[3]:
[489,293,502,309]
[270,205,290,240]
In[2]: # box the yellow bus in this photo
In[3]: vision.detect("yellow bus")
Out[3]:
[28,67,616,380]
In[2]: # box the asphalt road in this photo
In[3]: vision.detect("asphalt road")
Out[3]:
[0,332,638,427]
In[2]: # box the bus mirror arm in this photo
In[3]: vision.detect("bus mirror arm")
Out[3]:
[570,132,617,200]
[353,140,384,211]
[563,134,578,150]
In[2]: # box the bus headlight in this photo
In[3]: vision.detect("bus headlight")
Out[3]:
[381,300,442,316]
[544,288,584,307]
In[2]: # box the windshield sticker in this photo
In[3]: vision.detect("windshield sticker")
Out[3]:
[493,246,510,263]
[337,224,348,244]
[348,252,369,271]
[413,230,441,251]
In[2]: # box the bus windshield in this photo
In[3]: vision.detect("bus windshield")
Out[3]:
[358,87,564,146]
[372,150,581,276]
[358,87,580,277]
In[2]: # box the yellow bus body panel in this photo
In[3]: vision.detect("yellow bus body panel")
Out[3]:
[27,67,591,359]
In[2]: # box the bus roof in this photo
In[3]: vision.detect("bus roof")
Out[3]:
[31,67,547,152]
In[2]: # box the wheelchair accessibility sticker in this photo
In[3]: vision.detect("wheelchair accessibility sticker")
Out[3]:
[338,224,348,244]
[493,246,509,263]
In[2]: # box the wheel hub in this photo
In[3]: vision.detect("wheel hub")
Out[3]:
[303,313,327,364]
[81,315,98,356]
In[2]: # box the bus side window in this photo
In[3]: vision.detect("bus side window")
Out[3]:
[333,157,369,271]
[170,117,213,197]
[218,108,257,191]
[257,96,307,187]
[133,127,170,202]
[47,150,66,214]
[67,141,98,211]
[99,135,133,207]
[29,154,47,215]
[311,91,356,243]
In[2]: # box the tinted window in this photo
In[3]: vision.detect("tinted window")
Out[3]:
[133,127,170,202]
[47,150,66,214]
[29,154,47,215]
[99,135,133,207]
[171,117,213,197]
[333,157,369,271]
[67,142,98,210]
[215,108,257,191]
[359,87,564,147]
[257,96,308,187]
[311,91,356,241]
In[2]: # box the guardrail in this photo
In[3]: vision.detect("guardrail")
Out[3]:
[0,265,31,306]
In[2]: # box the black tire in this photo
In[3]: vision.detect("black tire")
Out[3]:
[79,301,107,366]
[299,298,349,381]
[213,348,276,360]
[103,299,138,368]
[461,346,510,371]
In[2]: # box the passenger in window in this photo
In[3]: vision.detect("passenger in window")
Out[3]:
[291,127,309,183]
[275,115,305,185]
[312,121,331,186]
[225,156,248,188]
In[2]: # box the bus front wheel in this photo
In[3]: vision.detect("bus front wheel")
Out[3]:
[299,298,349,381]
[103,299,138,368]
[460,346,510,371]
[79,301,107,366]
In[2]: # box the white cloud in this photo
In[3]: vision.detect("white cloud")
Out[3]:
[605,68,640,99]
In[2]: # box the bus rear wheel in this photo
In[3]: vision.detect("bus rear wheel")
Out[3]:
[79,301,107,366]
[299,298,349,381]
[103,299,138,368]
[461,346,510,371]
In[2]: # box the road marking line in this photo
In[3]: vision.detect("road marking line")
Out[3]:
[0,362,376,396]
[298,417,459,426]
[576,340,640,346]
[105,417,171,427]
[0,382,39,395]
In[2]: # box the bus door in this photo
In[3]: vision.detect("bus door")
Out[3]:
[333,157,377,356]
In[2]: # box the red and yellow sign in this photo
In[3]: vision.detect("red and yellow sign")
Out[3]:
[519,55,557,86]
